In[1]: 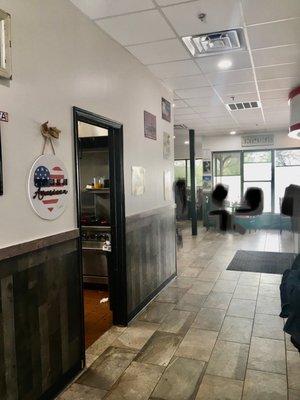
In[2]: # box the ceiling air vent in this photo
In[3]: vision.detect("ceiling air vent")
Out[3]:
[174,124,188,129]
[227,101,261,111]
[182,29,245,57]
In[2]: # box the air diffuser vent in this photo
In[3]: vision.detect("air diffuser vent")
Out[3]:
[174,124,188,129]
[182,29,245,57]
[227,101,261,111]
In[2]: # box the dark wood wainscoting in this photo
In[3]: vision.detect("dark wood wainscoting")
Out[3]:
[0,230,83,400]
[126,204,177,319]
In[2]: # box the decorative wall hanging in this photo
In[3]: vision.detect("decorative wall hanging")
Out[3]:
[164,170,172,201]
[0,9,12,79]
[162,98,171,122]
[28,122,69,220]
[144,111,157,140]
[203,175,212,191]
[132,166,145,196]
[203,160,211,174]
[163,132,171,160]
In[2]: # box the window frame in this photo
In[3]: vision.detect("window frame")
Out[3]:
[174,158,203,188]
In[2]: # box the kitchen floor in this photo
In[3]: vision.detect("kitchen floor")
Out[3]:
[84,289,113,349]
[59,225,300,400]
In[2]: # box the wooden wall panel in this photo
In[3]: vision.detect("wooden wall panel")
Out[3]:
[126,205,176,317]
[0,235,82,400]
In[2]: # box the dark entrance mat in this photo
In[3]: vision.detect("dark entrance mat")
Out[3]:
[227,250,295,274]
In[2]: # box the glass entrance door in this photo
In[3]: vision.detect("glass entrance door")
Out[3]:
[242,150,273,212]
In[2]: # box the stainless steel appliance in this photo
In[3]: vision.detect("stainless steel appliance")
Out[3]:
[81,226,111,285]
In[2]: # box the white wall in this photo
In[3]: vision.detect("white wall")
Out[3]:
[202,131,300,152]
[0,0,174,248]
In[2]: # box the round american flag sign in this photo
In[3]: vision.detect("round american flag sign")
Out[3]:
[28,155,69,220]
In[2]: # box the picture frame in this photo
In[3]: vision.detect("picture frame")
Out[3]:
[162,98,171,122]
[132,166,145,196]
[0,9,12,80]
[144,111,157,140]
[163,132,171,160]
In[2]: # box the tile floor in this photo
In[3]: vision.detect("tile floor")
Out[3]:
[58,226,300,400]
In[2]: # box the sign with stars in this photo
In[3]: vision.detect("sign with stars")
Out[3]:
[28,155,69,220]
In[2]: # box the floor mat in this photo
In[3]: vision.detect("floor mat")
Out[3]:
[227,250,295,274]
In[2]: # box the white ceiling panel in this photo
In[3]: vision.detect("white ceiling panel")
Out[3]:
[248,19,300,50]
[206,68,254,86]
[260,89,290,100]
[148,60,200,78]
[242,0,300,26]
[255,63,299,81]
[185,95,223,107]
[233,108,264,122]
[175,86,216,99]
[258,77,298,91]
[96,10,175,46]
[70,0,155,19]
[126,39,189,65]
[219,92,259,103]
[261,98,289,109]
[215,82,257,95]
[196,51,252,74]
[163,74,209,90]
[174,99,189,108]
[156,0,191,5]
[162,0,242,36]
[192,105,230,115]
[174,107,198,115]
[252,45,300,67]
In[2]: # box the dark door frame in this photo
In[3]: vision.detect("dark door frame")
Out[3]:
[73,107,127,360]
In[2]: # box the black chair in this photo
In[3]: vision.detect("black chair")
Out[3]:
[209,184,230,231]
[235,187,264,231]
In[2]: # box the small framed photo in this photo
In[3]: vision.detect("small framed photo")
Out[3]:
[144,111,157,140]
[0,9,12,79]
[203,160,211,174]
[162,98,171,122]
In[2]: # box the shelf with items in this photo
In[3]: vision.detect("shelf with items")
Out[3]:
[83,188,110,194]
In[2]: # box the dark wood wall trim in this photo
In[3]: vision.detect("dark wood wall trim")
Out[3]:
[126,204,177,321]
[0,229,79,262]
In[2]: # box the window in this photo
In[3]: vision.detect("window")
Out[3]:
[213,152,241,203]
[0,9,11,79]
[174,159,203,188]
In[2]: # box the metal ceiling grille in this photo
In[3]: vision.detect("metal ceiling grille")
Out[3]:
[174,124,188,129]
[227,101,260,111]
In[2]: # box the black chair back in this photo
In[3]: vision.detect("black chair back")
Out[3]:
[211,184,228,208]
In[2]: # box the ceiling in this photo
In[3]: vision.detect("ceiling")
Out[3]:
[70,0,300,136]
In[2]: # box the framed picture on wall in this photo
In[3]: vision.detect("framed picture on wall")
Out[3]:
[0,131,3,195]
[144,111,157,140]
[203,160,211,174]
[162,98,171,122]
[0,9,12,79]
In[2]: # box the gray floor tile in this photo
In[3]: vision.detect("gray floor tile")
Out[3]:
[212,279,237,294]
[219,316,253,344]
[159,309,195,336]
[155,287,187,303]
[169,276,195,289]
[105,362,163,400]
[77,347,137,391]
[193,308,226,331]
[176,327,218,362]
[242,369,287,400]
[86,326,126,358]
[58,384,107,400]
[188,281,215,295]
[175,292,207,312]
[248,337,286,375]
[259,283,280,298]
[285,333,299,352]
[151,357,205,400]
[260,273,282,284]
[138,302,174,324]
[238,273,260,287]
[287,351,300,391]
[253,314,284,340]
[180,267,201,277]
[233,285,258,301]
[227,299,256,319]
[113,321,159,350]
[203,292,232,310]
[219,270,241,281]
[256,295,281,315]
[206,340,249,380]
[135,331,181,366]
[198,270,221,282]
[196,374,243,400]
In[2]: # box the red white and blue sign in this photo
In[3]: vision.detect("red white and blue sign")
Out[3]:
[28,155,69,220]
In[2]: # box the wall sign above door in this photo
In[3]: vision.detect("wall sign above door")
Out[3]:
[28,155,69,220]
[241,134,274,147]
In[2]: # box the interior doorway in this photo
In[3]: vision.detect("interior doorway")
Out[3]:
[73,107,127,354]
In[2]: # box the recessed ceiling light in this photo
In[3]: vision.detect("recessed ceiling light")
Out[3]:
[184,141,189,145]
[218,59,232,70]
[230,131,236,135]
[173,135,176,139]
[172,103,175,108]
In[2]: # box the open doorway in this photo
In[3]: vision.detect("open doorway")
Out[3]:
[73,108,127,354]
